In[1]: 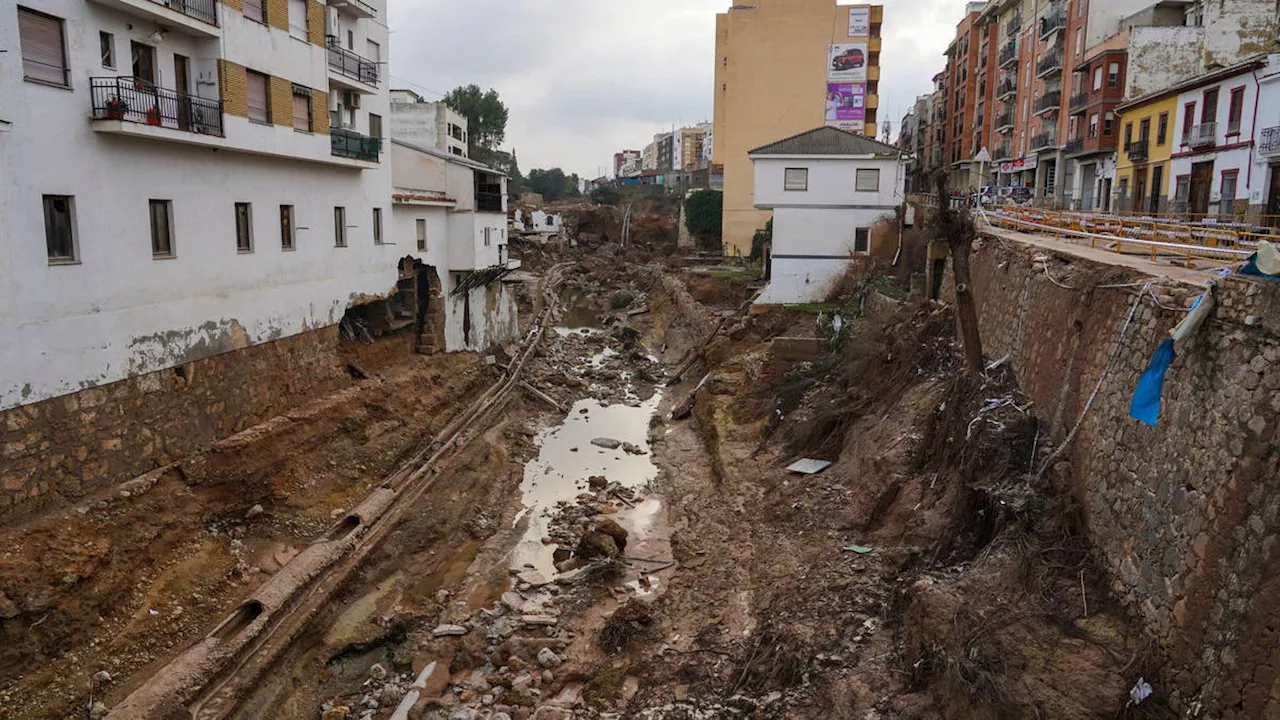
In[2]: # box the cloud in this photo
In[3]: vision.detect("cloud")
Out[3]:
[388,1,969,176]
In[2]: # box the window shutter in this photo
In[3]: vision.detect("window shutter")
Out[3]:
[784,168,808,191]
[288,0,307,38]
[247,72,269,123]
[244,0,265,22]
[855,168,880,192]
[19,9,68,85]
[292,88,311,130]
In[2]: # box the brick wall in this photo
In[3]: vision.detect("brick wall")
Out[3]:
[311,88,330,135]
[269,76,293,127]
[218,60,248,118]
[220,0,242,14]
[0,327,349,515]
[961,237,1280,717]
[307,0,325,46]
[265,0,288,32]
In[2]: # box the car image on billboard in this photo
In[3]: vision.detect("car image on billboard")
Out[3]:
[832,48,865,71]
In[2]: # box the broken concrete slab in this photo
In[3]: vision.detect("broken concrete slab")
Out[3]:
[431,624,469,637]
[786,458,832,475]
[520,614,558,627]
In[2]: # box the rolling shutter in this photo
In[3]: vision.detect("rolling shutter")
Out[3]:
[292,87,311,130]
[18,8,68,85]
[246,72,269,123]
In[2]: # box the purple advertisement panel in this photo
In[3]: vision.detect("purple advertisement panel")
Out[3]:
[825,83,865,132]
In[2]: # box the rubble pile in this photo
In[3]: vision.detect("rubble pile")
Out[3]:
[538,479,640,567]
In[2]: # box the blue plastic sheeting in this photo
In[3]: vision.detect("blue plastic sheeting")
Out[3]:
[1130,338,1176,426]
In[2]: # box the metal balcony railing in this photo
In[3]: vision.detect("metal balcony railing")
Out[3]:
[997,78,1017,99]
[994,143,1013,160]
[1260,126,1280,157]
[1034,91,1062,115]
[1030,130,1058,149]
[1005,14,1022,37]
[146,0,218,25]
[475,192,503,213]
[90,76,224,136]
[1182,122,1216,148]
[999,41,1018,67]
[326,36,379,86]
[995,112,1014,131]
[331,127,381,161]
[1068,91,1089,113]
[1036,51,1063,78]
[1063,138,1083,154]
[1039,5,1066,38]
[1125,139,1149,162]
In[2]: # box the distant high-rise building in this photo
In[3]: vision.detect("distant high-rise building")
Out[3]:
[713,1,884,255]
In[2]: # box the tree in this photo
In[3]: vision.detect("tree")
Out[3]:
[525,168,580,202]
[930,172,983,374]
[591,186,622,206]
[443,84,509,161]
[684,189,723,249]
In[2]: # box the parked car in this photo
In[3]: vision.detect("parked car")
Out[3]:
[832,48,865,71]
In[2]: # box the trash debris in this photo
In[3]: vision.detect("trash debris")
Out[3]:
[1130,338,1175,426]
[786,459,833,475]
[1127,677,1153,706]
[841,544,874,554]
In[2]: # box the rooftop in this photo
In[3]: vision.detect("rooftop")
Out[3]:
[748,127,901,158]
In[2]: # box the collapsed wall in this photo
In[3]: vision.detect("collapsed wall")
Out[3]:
[963,236,1280,717]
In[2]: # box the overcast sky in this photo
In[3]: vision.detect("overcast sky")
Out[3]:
[388,0,970,178]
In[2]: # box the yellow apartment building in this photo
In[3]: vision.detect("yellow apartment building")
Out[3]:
[713,1,884,255]
[1114,91,1179,214]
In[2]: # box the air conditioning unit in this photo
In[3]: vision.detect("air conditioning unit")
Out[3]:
[342,91,360,109]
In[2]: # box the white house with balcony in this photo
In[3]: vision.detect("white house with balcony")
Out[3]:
[1251,54,1280,225]
[390,138,519,353]
[748,127,904,305]
[1168,55,1277,220]
[0,0,394,411]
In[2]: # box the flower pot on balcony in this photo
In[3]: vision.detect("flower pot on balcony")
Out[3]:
[146,107,162,126]
[104,97,128,120]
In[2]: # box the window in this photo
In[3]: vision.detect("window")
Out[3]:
[1182,103,1196,141]
[1124,122,1132,147]
[853,228,870,254]
[416,218,427,251]
[43,195,76,262]
[366,39,381,64]
[372,208,383,245]
[100,31,115,69]
[368,113,382,140]
[1202,88,1218,123]
[288,0,307,39]
[346,29,354,49]
[1139,118,1151,144]
[291,85,311,131]
[1108,62,1119,88]
[235,203,253,253]
[247,71,270,124]
[334,207,347,247]
[1157,113,1168,145]
[855,168,880,192]
[149,200,174,258]
[784,167,808,191]
[243,0,265,23]
[18,8,69,86]
[1088,113,1099,138]
[1104,112,1114,136]
[280,205,295,250]
[1227,87,1244,134]
[1074,28,1082,58]
[1093,67,1103,91]
[1174,175,1190,203]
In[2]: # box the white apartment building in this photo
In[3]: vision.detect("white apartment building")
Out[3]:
[389,88,468,157]
[390,138,519,353]
[749,127,904,304]
[1,0,394,411]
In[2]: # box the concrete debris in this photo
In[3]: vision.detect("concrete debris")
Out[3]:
[517,570,550,587]
[432,624,469,637]
[245,504,264,519]
[620,442,645,455]
[786,458,833,475]
[92,670,112,685]
[537,647,563,668]
[521,614,559,627]
[590,437,622,449]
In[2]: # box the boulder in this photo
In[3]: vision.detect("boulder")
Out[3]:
[593,518,629,551]
[537,647,562,669]
[576,531,620,560]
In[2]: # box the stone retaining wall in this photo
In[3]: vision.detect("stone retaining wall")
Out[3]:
[1,326,348,515]
[961,236,1280,717]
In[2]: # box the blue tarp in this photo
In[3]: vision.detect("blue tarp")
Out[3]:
[1130,338,1176,426]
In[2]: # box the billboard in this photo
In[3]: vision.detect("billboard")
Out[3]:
[825,83,865,132]
[828,43,868,83]
[848,7,870,37]
[998,156,1039,173]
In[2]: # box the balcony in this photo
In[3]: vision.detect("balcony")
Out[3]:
[475,191,504,214]
[932,149,944,166]
[87,0,218,37]
[1030,130,1058,150]
[995,112,1014,132]
[1034,91,1062,116]
[331,127,381,162]
[326,37,379,88]
[999,41,1018,67]
[1068,91,1089,114]
[1063,138,1084,154]
[1039,5,1066,39]
[1125,139,1149,162]
[997,77,1017,99]
[90,76,223,136]
[1182,122,1216,148]
[1261,126,1280,157]
[1036,51,1063,79]
[1005,14,1022,38]
[994,142,1013,161]
[328,0,375,18]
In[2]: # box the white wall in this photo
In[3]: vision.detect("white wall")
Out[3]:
[755,206,885,304]
[444,282,519,353]
[752,155,904,209]
[1250,57,1280,210]
[1169,65,1263,209]
[0,0,393,411]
